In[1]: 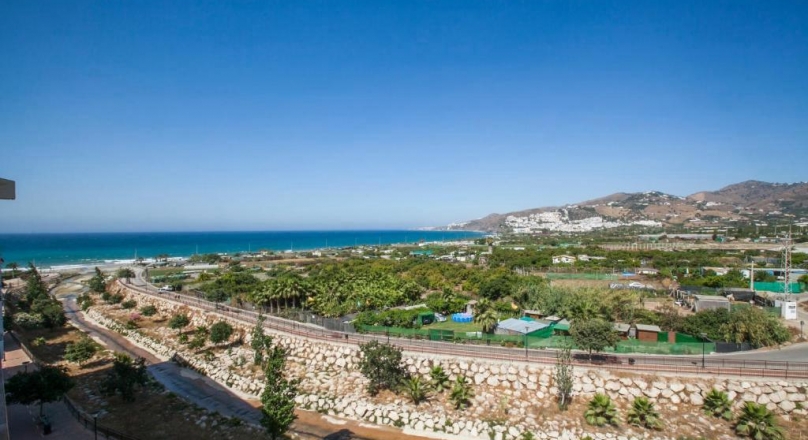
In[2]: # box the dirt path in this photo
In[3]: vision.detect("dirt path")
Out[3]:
[58,294,434,440]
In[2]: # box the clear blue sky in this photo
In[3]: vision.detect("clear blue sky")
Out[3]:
[1,1,806,233]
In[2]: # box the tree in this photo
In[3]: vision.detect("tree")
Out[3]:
[429,366,450,393]
[570,319,619,359]
[703,388,734,421]
[260,338,298,440]
[474,308,499,334]
[358,341,407,396]
[402,376,428,405]
[100,353,149,402]
[30,295,66,330]
[88,267,107,293]
[626,397,662,430]
[6,262,19,278]
[64,337,100,367]
[554,343,574,411]
[584,393,619,427]
[209,321,234,345]
[252,314,271,365]
[721,307,790,348]
[449,376,474,410]
[479,277,514,301]
[5,365,74,416]
[168,313,190,335]
[117,268,135,283]
[735,402,785,440]
[25,263,47,302]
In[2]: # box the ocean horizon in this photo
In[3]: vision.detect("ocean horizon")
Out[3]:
[0,230,484,269]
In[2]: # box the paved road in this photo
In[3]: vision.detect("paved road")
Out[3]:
[62,294,263,425]
[61,294,414,440]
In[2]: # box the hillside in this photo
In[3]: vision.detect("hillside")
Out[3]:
[437,180,808,233]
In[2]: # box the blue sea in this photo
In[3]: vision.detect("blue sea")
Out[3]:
[0,230,483,268]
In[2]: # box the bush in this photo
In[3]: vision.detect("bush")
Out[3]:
[121,300,137,309]
[77,293,94,311]
[209,321,234,345]
[430,366,450,393]
[735,402,785,440]
[401,376,428,405]
[626,397,662,430]
[140,305,157,316]
[64,337,100,366]
[703,388,733,421]
[584,393,619,427]
[107,294,124,304]
[449,376,474,410]
[125,320,139,329]
[32,337,47,347]
[358,341,407,396]
[14,312,44,329]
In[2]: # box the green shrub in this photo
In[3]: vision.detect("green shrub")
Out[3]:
[107,294,124,304]
[449,376,474,410]
[14,312,44,329]
[584,393,619,427]
[358,341,407,396]
[735,402,785,440]
[121,300,137,309]
[64,337,100,366]
[401,376,428,406]
[140,305,157,316]
[702,388,733,421]
[32,337,47,347]
[430,366,450,393]
[626,397,662,430]
[209,321,234,345]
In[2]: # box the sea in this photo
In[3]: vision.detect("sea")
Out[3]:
[0,230,483,269]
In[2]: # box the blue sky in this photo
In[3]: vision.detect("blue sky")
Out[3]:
[1,1,806,233]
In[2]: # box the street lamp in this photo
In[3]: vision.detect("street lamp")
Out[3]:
[700,333,707,369]
[525,326,529,359]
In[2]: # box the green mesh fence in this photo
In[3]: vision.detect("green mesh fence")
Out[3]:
[754,282,802,293]
[358,325,714,354]
[611,339,713,355]
[675,333,703,343]
[544,273,619,280]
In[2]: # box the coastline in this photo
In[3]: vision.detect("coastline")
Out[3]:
[0,230,484,272]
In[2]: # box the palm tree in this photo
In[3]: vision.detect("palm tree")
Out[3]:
[474,308,499,334]
[735,402,785,440]
[702,389,733,421]
[584,393,619,427]
[6,262,18,278]
[626,397,662,430]
[402,376,428,405]
[449,376,474,410]
[430,366,450,393]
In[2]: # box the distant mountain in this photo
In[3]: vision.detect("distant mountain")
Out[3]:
[435,180,808,233]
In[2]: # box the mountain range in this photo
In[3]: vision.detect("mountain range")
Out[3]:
[436,181,808,233]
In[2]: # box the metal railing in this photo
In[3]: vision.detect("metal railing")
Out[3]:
[63,397,140,440]
[118,281,808,380]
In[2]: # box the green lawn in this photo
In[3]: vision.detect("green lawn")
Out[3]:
[424,320,482,333]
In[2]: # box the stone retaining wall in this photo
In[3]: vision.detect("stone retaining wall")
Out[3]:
[97,285,807,440]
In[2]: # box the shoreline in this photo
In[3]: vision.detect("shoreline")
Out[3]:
[2,236,484,273]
